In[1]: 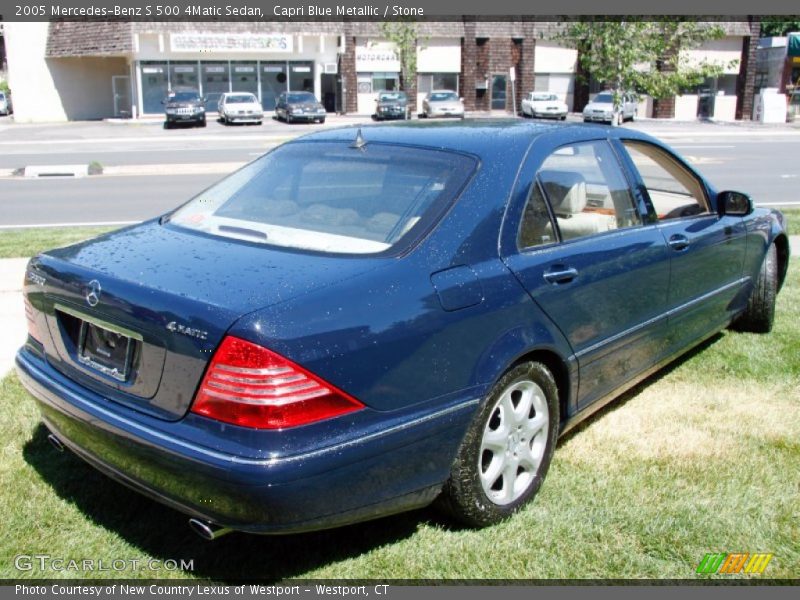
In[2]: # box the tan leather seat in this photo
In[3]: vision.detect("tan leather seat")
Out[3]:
[539,170,616,240]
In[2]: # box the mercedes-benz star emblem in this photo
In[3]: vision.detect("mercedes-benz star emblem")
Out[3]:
[85,280,102,307]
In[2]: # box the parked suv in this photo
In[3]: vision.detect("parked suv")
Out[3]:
[163,89,206,128]
[0,91,12,116]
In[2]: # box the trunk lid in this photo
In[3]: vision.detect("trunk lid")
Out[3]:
[27,220,385,420]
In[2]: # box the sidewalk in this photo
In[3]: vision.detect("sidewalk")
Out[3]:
[0,258,30,378]
[1,235,798,379]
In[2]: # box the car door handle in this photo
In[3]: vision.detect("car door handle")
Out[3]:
[543,267,578,284]
[668,234,690,251]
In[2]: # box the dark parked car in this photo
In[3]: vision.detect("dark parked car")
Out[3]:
[275,91,326,124]
[373,90,411,120]
[17,121,789,539]
[163,89,206,128]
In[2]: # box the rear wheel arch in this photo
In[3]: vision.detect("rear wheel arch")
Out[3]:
[773,234,790,292]
[508,348,571,429]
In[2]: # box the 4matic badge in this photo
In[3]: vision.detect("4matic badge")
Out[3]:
[166,321,208,341]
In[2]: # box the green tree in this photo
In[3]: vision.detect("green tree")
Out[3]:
[760,17,800,37]
[379,21,419,93]
[558,19,733,120]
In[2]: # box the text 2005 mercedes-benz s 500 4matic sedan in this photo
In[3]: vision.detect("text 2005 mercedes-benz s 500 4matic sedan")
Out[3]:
[17,121,789,539]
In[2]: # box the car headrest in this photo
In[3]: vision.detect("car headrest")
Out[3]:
[538,170,587,215]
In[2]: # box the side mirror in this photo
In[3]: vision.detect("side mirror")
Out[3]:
[718,190,753,217]
[459,97,464,102]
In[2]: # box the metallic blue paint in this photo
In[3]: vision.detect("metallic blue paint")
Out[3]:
[17,120,789,533]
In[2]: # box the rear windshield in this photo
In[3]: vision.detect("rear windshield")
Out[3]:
[169,91,201,102]
[593,93,613,103]
[287,93,317,103]
[430,92,458,101]
[532,93,557,101]
[227,94,257,103]
[169,141,476,254]
[379,92,407,101]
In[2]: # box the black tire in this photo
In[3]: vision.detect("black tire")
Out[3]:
[164,121,172,130]
[733,243,778,333]
[198,118,206,128]
[560,115,567,121]
[583,117,590,123]
[439,361,559,528]
[319,118,326,125]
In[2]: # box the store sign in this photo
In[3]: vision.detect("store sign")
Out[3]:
[355,43,400,72]
[171,33,293,53]
[790,33,800,58]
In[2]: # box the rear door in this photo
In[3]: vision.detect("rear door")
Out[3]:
[617,140,748,354]
[501,138,671,410]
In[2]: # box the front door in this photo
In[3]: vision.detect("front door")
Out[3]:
[491,75,507,110]
[619,140,747,354]
[112,76,131,118]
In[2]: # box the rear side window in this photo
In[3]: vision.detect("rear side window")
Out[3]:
[169,141,475,254]
[623,141,709,220]
[522,141,640,243]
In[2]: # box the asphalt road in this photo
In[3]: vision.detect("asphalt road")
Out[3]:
[0,116,798,227]
[0,175,214,226]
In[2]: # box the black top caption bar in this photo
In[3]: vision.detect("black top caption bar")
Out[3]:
[0,0,798,21]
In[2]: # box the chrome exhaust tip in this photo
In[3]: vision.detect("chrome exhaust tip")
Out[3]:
[47,434,65,453]
[188,518,232,541]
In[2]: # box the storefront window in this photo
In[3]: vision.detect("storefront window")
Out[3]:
[289,62,314,93]
[261,62,288,110]
[141,62,169,114]
[169,62,199,91]
[231,61,259,96]
[418,73,459,94]
[202,62,230,111]
[372,72,399,92]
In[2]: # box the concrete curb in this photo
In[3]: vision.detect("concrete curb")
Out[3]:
[103,162,245,176]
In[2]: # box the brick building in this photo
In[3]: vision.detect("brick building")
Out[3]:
[3,20,759,122]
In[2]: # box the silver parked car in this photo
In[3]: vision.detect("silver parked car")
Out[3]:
[218,92,264,125]
[422,90,465,119]
[583,91,637,125]
[521,92,568,120]
[0,91,12,116]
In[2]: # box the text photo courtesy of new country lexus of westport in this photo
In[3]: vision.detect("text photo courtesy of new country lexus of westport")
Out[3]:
[17,120,789,539]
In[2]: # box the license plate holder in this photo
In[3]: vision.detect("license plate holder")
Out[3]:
[78,321,134,382]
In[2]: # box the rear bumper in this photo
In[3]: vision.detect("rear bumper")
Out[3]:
[583,114,612,123]
[225,114,263,123]
[287,113,325,122]
[16,348,477,534]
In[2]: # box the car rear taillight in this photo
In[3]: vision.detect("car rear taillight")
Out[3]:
[191,336,364,429]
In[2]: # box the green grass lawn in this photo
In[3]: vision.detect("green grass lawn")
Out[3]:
[0,226,119,259]
[0,257,797,581]
[778,207,799,236]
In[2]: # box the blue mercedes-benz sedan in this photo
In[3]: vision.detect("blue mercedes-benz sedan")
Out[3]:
[16,121,789,539]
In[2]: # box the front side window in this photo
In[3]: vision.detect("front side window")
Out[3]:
[527,141,640,243]
[169,142,475,255]
[623,141,709,220]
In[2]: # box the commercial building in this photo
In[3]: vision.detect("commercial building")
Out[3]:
[2,20,760,122]
[755,33,800,119]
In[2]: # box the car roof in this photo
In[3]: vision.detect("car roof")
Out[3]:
[291,120,656,163]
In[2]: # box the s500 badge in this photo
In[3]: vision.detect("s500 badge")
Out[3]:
[166,321,208,340]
